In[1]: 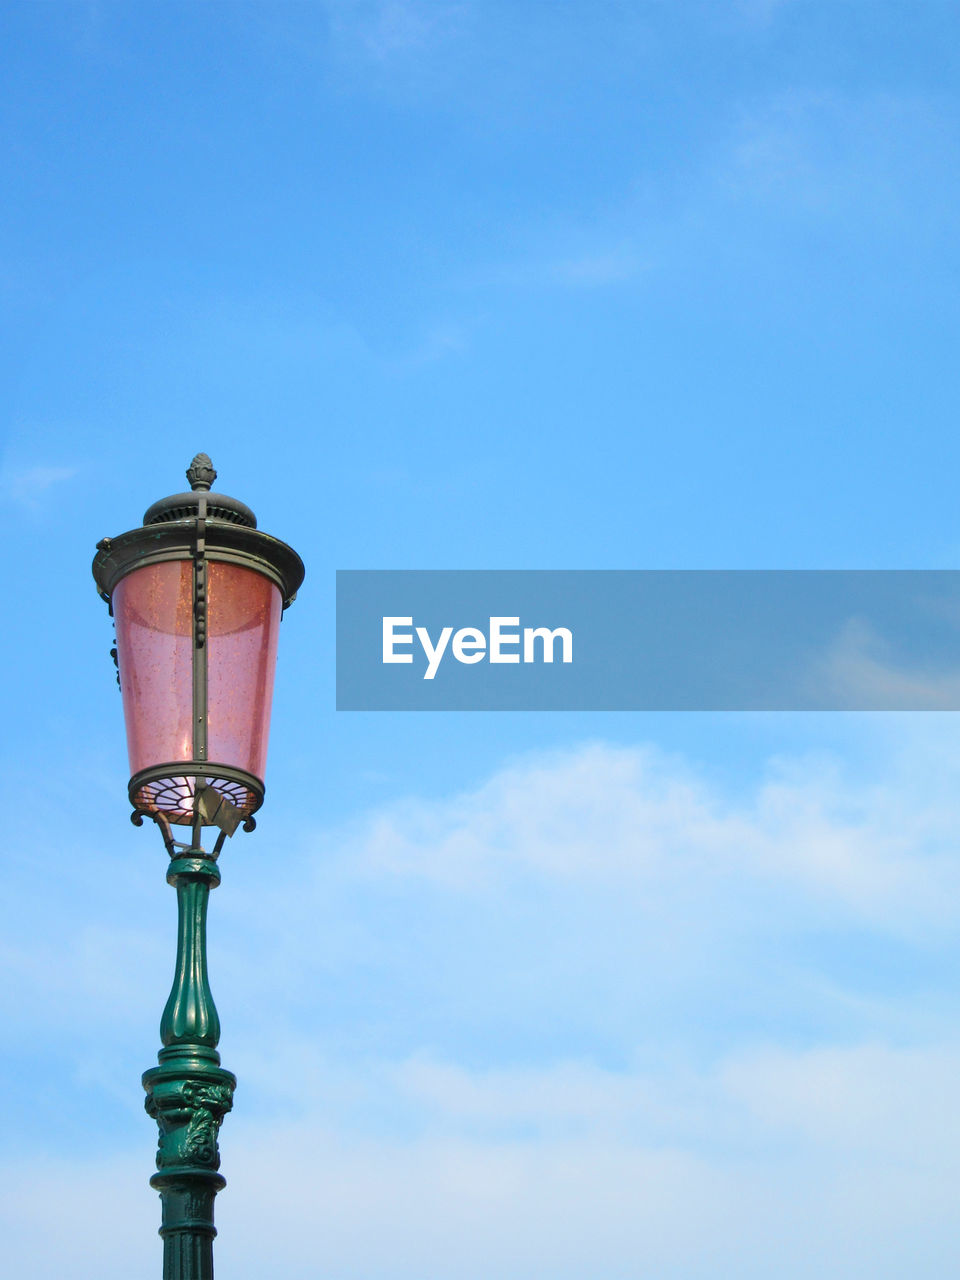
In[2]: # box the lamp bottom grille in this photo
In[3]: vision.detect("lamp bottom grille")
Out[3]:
[129,764,264,827]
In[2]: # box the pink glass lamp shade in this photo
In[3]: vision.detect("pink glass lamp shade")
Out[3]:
[113,560,282,818]
[93,455,303,831]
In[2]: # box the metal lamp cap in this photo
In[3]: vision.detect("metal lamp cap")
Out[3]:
[142,453,257,528]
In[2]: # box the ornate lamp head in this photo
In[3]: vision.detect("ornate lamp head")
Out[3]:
[92,454,304,850]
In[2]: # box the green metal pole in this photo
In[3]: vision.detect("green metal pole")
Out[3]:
[143,851,235,1280]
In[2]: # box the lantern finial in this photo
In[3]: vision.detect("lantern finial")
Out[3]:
[187,453,217,491]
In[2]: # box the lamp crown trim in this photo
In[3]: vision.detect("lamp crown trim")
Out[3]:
[140,455,257,528]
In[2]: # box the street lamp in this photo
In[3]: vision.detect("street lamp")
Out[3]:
[92,453,304,1280]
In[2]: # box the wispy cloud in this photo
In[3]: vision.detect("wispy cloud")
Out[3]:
[544,246,643,287]
[810,617,960,710]
[716,89,959,223]
[337,740,960,931]
[338,0,460,60]
[7,732,960,1276]
[1,463,77,511]
[323,0,473,69]
[734,0,798,29]
[386,319,469,368]
[479,242,645,292]
[6,1041,960,1278]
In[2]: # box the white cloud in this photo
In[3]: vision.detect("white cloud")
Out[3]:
[7,736,960,1061]
[225,1025,960,1168]
[0,1151,156,1280]
[7,1043,960,1279]
[8,735,960,1276]
[339,740,960,931]
[722,1041,960,1157]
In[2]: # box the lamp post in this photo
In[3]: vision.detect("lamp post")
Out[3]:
[92,454,304,1280]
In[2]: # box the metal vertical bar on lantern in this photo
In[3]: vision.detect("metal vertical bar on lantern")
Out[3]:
[92,455,304,1280]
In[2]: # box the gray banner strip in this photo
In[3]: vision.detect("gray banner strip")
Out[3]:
[336,570,960,711]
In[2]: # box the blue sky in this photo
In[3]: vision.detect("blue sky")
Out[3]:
[4,2,960,1276]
